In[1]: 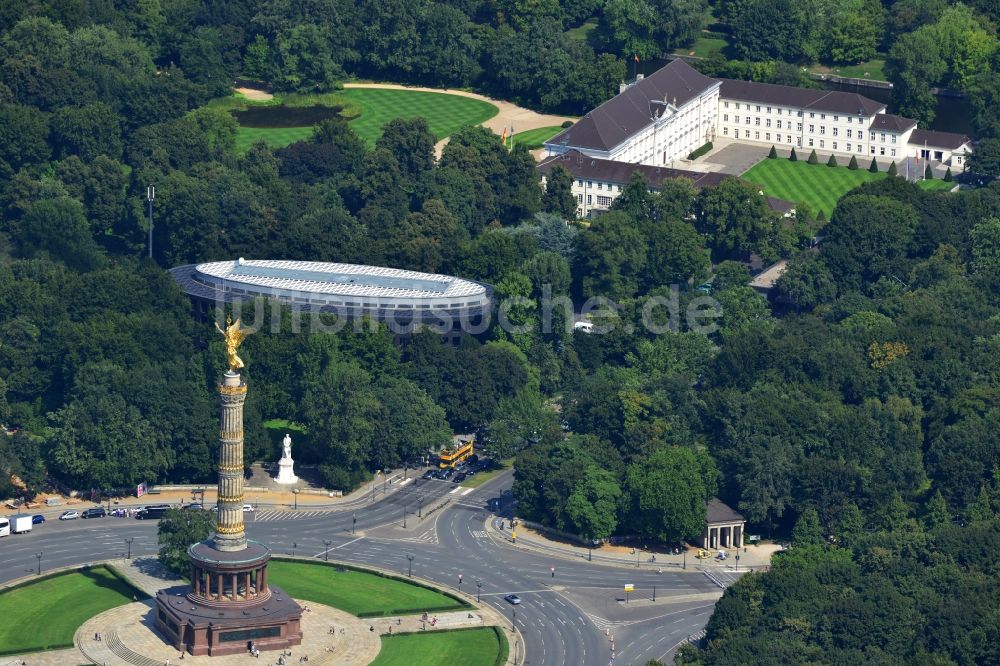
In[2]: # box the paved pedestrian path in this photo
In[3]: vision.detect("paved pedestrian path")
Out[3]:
[108,556,184,597]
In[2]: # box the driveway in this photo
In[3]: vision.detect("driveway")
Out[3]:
[694,142,772,175]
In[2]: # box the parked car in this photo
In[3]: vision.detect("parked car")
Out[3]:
[453,472,467,483]
[82,507,107,519]
[422,470,436,480]
[185,503,204,511]
[59,510,80,520]
[31,514,45,524]
[136,505,168,520]
[504,594,522,605]
[243,503,255,512]
[443,468,455,479]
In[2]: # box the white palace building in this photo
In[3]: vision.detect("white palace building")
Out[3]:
[543,59,972,216]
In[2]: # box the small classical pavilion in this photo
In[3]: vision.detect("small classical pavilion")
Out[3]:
[703,498,745,550]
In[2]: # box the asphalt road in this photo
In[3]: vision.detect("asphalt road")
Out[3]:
[0,471,722,665]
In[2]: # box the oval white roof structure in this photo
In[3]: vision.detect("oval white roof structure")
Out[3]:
[170,259,491,321]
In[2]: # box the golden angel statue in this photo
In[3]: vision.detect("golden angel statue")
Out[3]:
[215,316,249,372]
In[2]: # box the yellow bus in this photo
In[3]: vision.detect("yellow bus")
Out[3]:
[439,437,474,469]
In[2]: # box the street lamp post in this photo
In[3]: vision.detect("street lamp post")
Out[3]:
[293,488,299,510]
[406,554,414,578]
[125,537,134,559]
[352,512,357,534]
[417,498,422,518]
[35,552,42,576]
[403,505,407,529]
[511,608,516,631]
[683,549,687,570]
[735,553,740,572]
[323,539,332,561]
[292,541,297,558]
[458,573,463,593]
[653,584,656,602]
[476,580,482,603]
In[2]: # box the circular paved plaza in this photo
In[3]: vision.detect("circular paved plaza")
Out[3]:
[76,598,380,665]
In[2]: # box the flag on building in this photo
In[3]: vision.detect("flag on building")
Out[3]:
[634,54,640,63]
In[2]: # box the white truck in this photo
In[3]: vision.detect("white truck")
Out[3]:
[10,513,33,534]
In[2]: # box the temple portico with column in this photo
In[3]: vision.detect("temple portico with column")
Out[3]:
[702,498,746,550]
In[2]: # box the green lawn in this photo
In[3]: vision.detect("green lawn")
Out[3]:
[675,36,730,58]
[222,88,498,152]
[814,58,888,82]
[917,179,955,192]
[267,560,469,617]
[370,628,505,666]
[0,567,144,655]
[511,126,564,150]
[565,18,598,44]
[236,126,315,152]
[742,158,956,217]
[742,158,887,217]
[336,88,498,147]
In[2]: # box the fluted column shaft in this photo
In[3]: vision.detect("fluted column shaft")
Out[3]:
[215,372,247,552]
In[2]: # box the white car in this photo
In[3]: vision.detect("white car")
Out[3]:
[242,504,255,512]
[59,510,79,520]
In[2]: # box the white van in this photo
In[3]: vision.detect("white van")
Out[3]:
[0,517,10,537]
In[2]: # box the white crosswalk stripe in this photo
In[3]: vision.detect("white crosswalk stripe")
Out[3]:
[396,528,439,544]
[253,510,328,522]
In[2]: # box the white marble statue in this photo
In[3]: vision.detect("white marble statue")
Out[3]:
[274,432,298,484]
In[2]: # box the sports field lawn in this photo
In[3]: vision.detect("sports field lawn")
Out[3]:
[267,560,469,617]
[511,126,564,149]
[0,567,144,655]
[742,159,886,217]
[337,88,498,147]
[370,628,506,666]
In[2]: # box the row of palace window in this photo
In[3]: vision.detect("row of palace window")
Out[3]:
[721,114,899,144]
[722,101,868,124]
[577,179,622,192]
[724,114,802,131]
[720,127,897,157]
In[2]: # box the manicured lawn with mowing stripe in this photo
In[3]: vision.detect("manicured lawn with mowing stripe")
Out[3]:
[230,89,497,152]
[917,179,954,192]
[370,628,505,666]
[0,567,144,655]
[511,126,564,149]
[337,88,498,147]
[742,159,886,217]
[267,560,468,617]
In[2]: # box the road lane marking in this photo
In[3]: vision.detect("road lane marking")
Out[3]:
[460,487,474,496]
